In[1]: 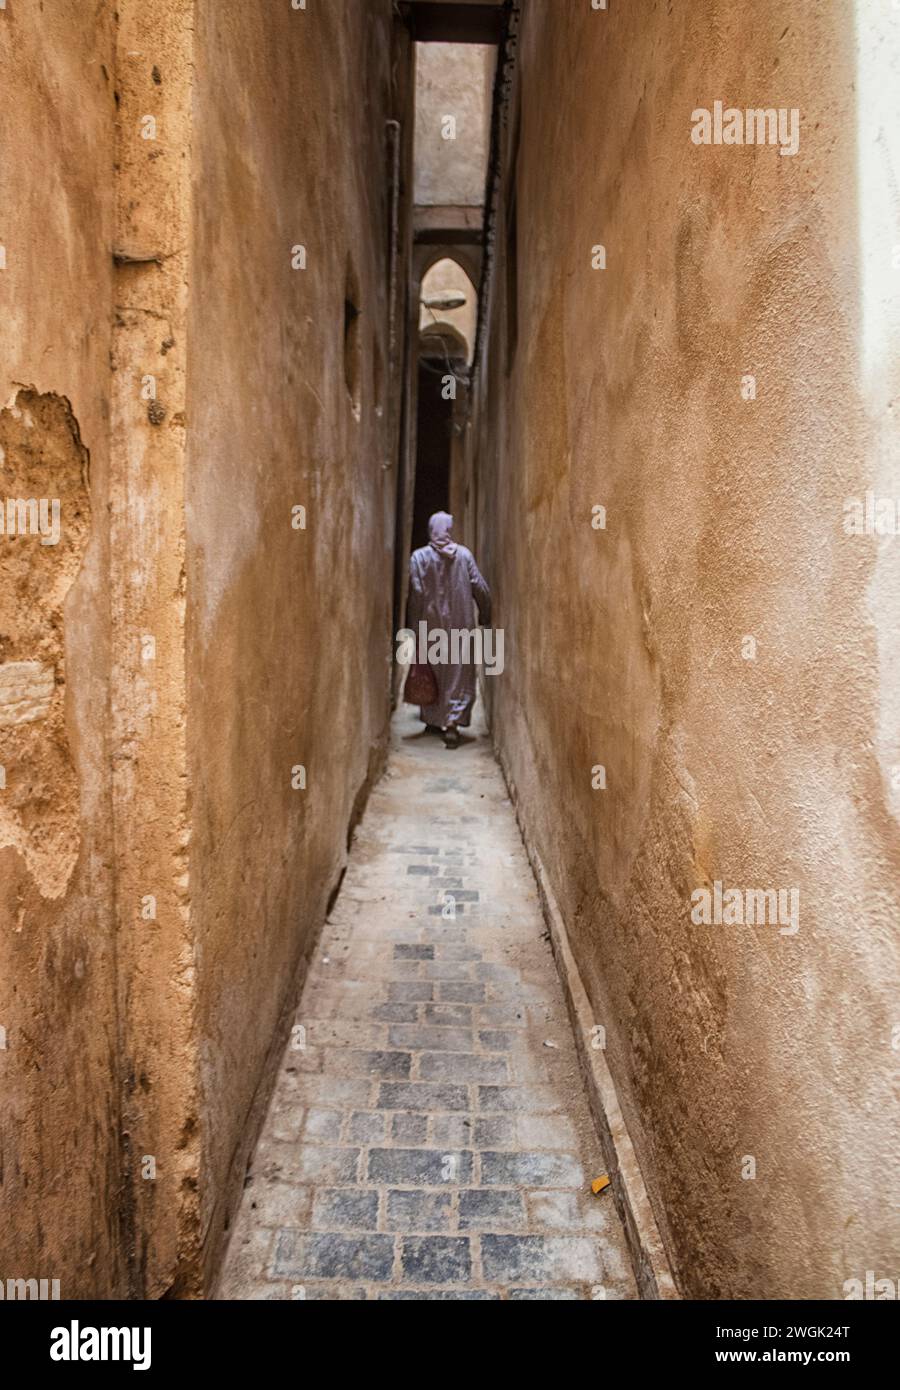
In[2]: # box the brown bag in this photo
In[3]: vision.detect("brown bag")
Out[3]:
[404,662,438,707]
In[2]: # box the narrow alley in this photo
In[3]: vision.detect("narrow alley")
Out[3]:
[1,0,899,1339]
[219,708,637,1301]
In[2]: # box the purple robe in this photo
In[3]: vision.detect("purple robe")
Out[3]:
[408,519,491,729]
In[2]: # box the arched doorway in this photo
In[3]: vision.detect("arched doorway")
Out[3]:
[411,257,478,552]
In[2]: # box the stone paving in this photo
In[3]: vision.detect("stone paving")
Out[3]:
[217,705,637,1301]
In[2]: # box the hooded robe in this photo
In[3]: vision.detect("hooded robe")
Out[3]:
[407,511,492,729]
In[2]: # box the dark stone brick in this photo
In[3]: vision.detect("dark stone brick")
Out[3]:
[423,1002,472,1027]
[428,904,465,916]
[394,945,435,960]
[452,891,480,902]
[481,1235,602,1284]
[331,1051,410,1080]
[386,1190,452,1232]
[388,981,433,1003]
[272,1231,394,1282]
[401,1237,471,1285]
[458,1189,526,1230]
[481,1151,584,1188]
[439,982,485,1004]
[346,1111,386,1143]
[473,1116,516,1147]
[391,960,423,978]
[367,1148,473,1185]
[377,1081,469,1112]
[388,1024,474,1053]
[509,1288,584,1301]
[419,1052,509,1084]
[407,865,440,876]
[377,1290,499,1301]
[391,1113,428,1145]
[294,1284,371,1301]
[478,1029,515,1052]
[422,961,472,981]
[431,1114,473,1147]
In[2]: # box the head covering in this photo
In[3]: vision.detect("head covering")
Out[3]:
[428,511,458,557]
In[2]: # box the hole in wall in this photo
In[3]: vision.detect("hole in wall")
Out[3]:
[344,257,362,421]
[373,340,385,421]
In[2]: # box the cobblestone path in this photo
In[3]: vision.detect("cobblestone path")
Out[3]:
[218,707,637,1301]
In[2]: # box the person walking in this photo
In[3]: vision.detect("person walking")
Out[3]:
[408,512,491,748]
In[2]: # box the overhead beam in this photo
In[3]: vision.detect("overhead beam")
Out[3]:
[414,205,483,244]
[403,2,504,45]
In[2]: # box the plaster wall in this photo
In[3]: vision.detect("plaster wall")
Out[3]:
[0,0,123,1298]
[186,0,402,1287]
[0,0,408,1297]
[469,0,900,1298]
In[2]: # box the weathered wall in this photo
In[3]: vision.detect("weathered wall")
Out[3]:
[469,0,900,1297]
[108,0,201,1297]
[1,0,408,1298]
[186,0,403,1288]
[0,1,123,1297]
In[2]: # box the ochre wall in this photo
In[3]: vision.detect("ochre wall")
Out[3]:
[469,0,900,1298]
[185,0,401,1287]
[0,1,124,1298]
[108,0,205,1298]
[0,0,406,1297]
